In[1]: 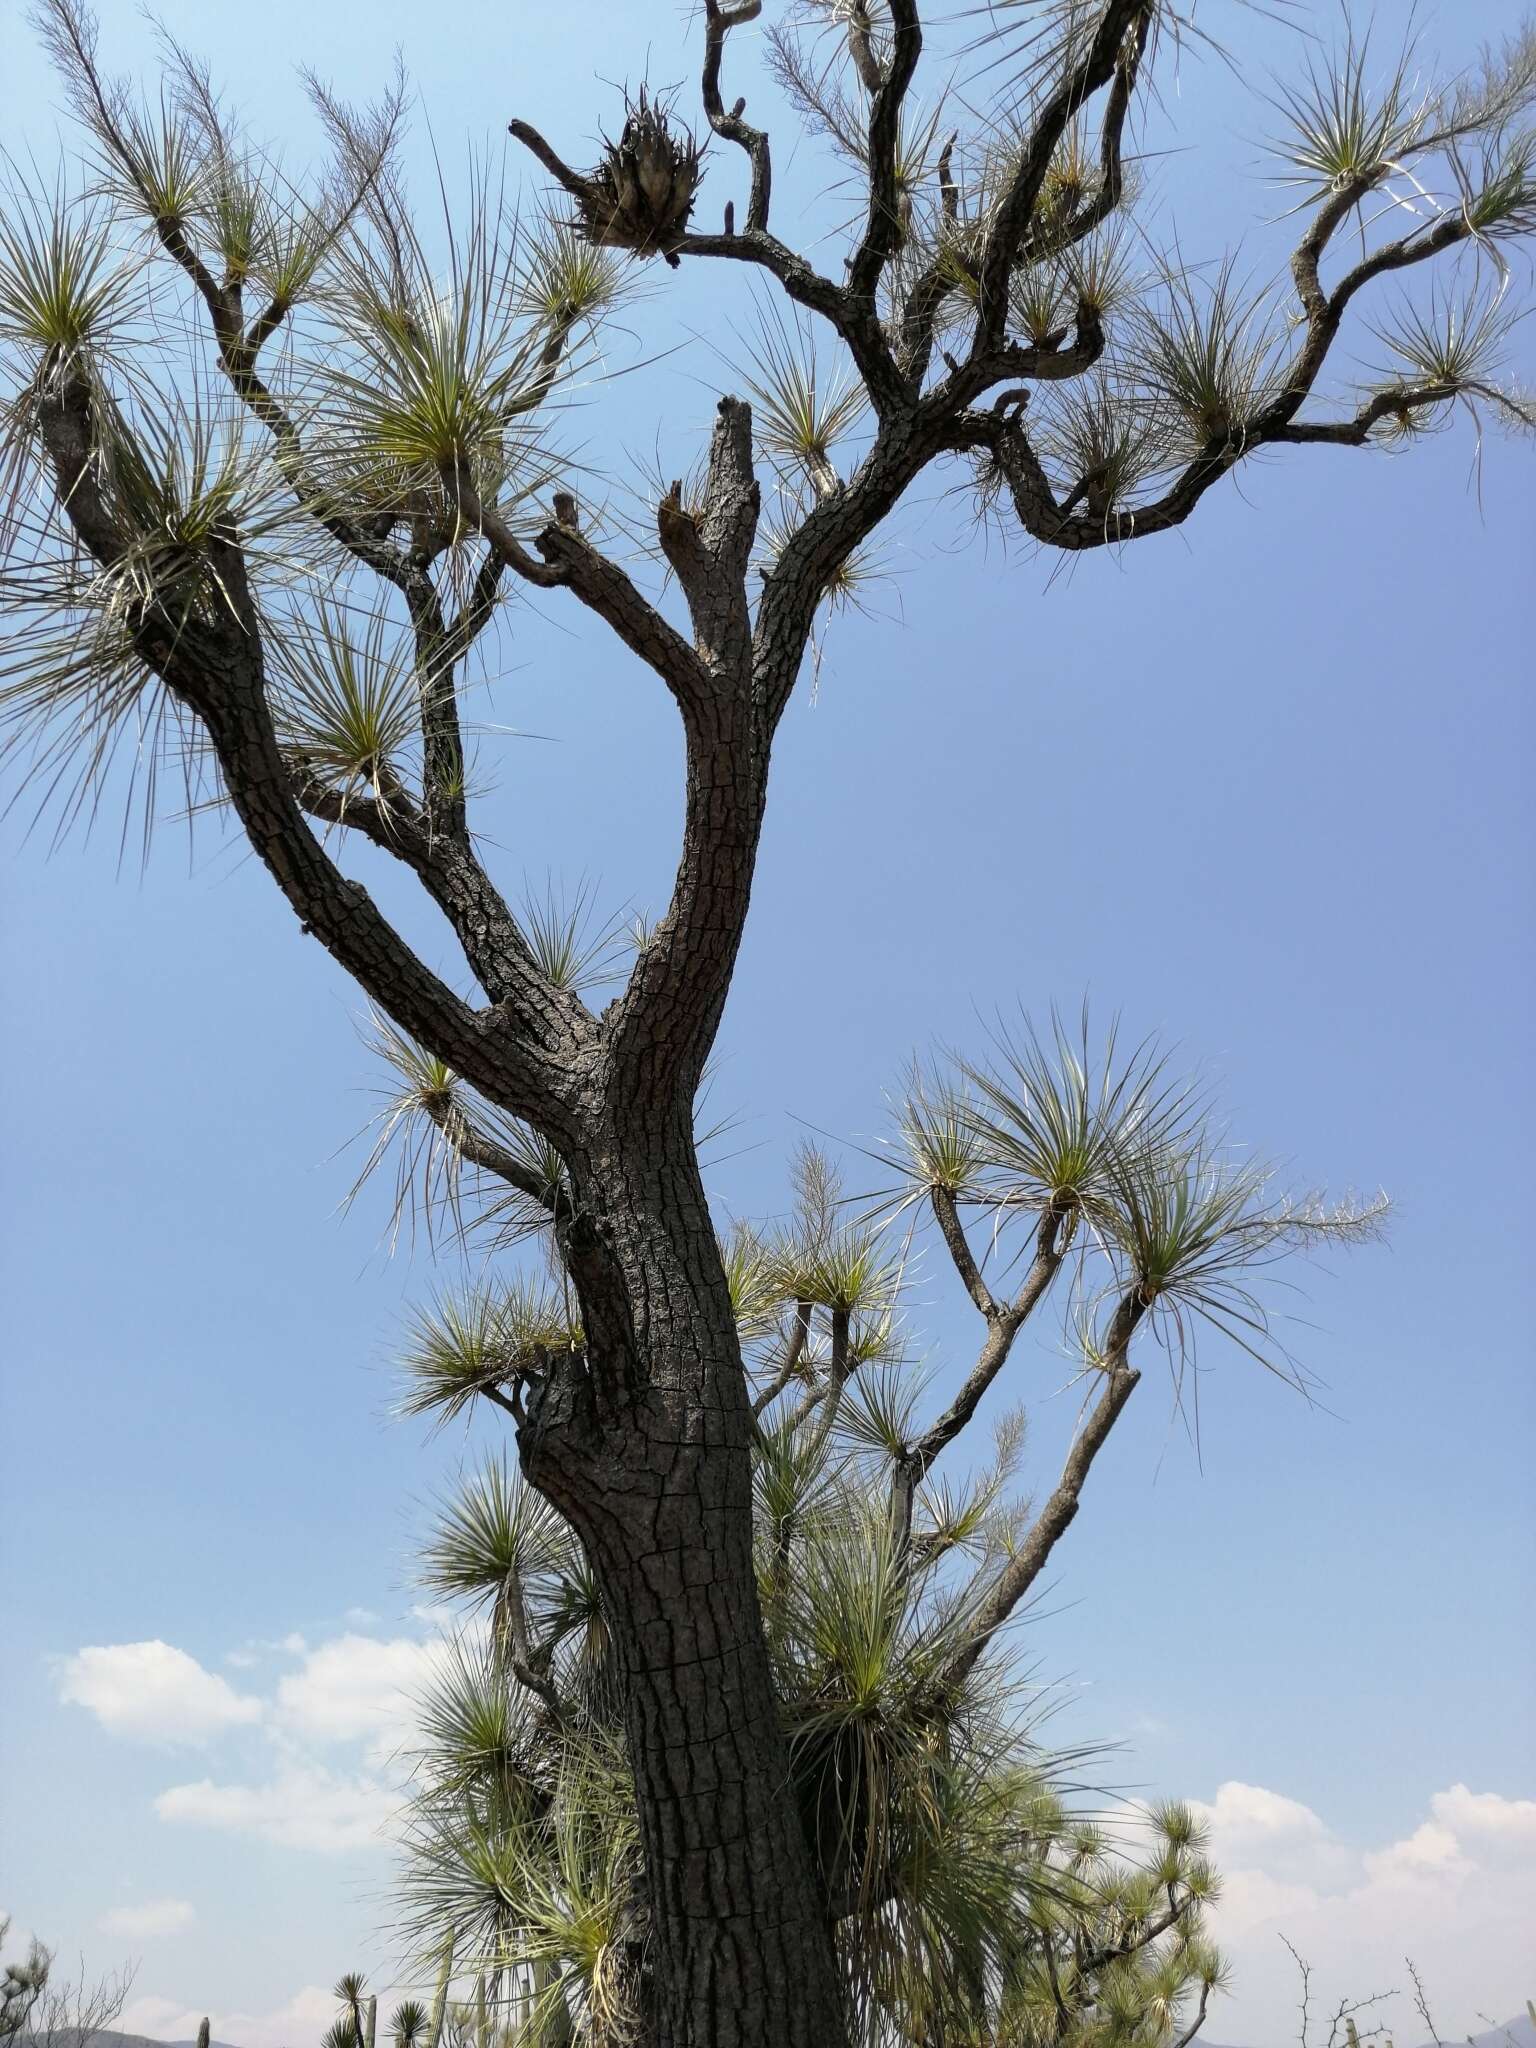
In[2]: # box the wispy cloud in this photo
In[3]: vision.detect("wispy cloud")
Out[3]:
[56,1643,262,1746]
[154,1765,399,1856]
[99,1899,195,1939]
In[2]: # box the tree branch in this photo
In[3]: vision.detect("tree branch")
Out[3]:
[441,467,567,590]
[845,2,886,96]
[940,1288,1146,1693]
[889,1203,1066,1562]
[681,228,908,409]
[967,187,1476,556]
[847,0,923,304]
[507,86,914,409]
[1259,198,1473,434]
[535,513,718,715]
[33,375,585,1124]
[506,118,597,211]
[1267,380,1462,444]
[54,22,419,596]
[654,394,760,674]
[425,1103,560,1216]
[590,398,771,1097]
[1173,1977,1213,2048]
[914,1206,1065,1470]
[753,1300,813,1418]
[971,0,1150,356]
[930,1185,998,1318]
[787,1307,853,1448]
[703,1,772,235]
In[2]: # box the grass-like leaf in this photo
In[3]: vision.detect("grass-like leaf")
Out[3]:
[345,1013,472,1246]
[1036,370,1178,520]
[518,217,625,332]
[738,298,868,496]
[268,599,420,815]
[316,175,560,517]
[1131,253,1281,446]
[1101,1136,1387,1378]
[397,1281,579,1429]
[954,1005,1192,1227]
[756,492,892,622]
[1265,26,1430,204]
[0,186,138,366]
[518,875,628,995]
[0,384,283,849]
[1371,284,1535,434]
[418,1454,574,1613]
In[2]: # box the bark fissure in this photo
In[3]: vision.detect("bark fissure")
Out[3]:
[521,1125,847,2047]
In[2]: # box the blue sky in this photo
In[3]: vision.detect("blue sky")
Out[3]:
[2,2,1533,2042]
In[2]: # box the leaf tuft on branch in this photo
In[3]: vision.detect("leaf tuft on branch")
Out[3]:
[575,86,705,262]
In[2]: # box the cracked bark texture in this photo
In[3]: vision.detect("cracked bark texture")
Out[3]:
[526,1106,844,2046]
[506,400,847,2045]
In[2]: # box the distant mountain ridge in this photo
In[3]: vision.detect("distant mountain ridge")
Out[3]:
[25,2033,239,2048]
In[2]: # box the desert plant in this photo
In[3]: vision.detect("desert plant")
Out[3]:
[388,1022,1386,2044]
[0,1919,50,2046]
[0,1921,134,2048]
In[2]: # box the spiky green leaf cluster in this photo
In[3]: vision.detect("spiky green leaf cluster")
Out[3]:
[0,190,137,367]
[398,1283,580,1430]
[373,999,1394,2040]
[738,298,868,497]
[399,1433,1225,2047]
[870,1008,1387,1397]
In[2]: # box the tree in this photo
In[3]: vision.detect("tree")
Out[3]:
[0,1920,51,2046]
[395,1085,1257,2046]
[1277,1944,1536,2048]
[377,1021,1382,2045]
[2,2,1531,2041]
[0,1920,134,2048]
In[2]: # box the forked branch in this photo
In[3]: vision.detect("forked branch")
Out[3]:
[703,1,772,235]
[848,1,924,302]
[970,0,1151,354]
[941,1288,1147,1693]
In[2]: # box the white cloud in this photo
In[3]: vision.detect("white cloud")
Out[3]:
[123,1986,339,2048]
[155,1765,399,1855]
[232,1988,346,2048]
[1190,1779,1359,1897]
[99,1899,195,1940]
[57,1643,263,1746]
[1193,1780,1330,1843]
[1186,1781,1536,2046]
[274,1633,440,1758]
[1431,1782,1536,1856]
[119,1994,208,2041]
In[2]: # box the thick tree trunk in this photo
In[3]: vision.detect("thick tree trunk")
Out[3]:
[520,1103,846,2048]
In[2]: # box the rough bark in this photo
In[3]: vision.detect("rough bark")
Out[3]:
[521,1104,846,2048]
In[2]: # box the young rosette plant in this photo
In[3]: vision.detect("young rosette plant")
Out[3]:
[385,1013,1381,2045]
